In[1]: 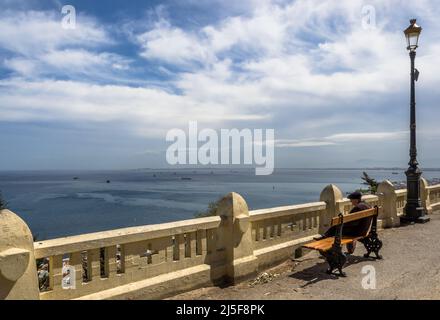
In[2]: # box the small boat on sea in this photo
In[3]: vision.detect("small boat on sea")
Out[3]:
[181,177,192,181]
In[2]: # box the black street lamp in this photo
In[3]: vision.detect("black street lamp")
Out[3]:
[400,19,430,224]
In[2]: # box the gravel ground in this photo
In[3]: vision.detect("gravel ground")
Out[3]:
[168,212,440,300]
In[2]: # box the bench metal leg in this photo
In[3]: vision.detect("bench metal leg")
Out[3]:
[321,213,347,277]
[361,235,383,259]
[362,214,383,260]
[322,246,347,277]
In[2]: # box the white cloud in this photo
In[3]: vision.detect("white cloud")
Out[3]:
[2,0,440,156]
[0,10,111,55]
[0,9,130,79]
[327,131,407,142]
[3,57,38,75]
[0,79,266,137]
[4,50,132,78]
[137,19,214,66]
[276,131,408,148]
[133,0,440,116]
[276,140,336,148]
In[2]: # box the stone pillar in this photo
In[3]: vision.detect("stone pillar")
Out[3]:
[0,209,40,300]
[377,180,400,228]
[420,177,432,215]
[319,184,343,234]
[217,192,258,284]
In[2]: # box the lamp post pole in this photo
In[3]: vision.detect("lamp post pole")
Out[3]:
[401,20,430,224]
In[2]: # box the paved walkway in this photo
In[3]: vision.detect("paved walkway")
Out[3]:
[169,212,440,300]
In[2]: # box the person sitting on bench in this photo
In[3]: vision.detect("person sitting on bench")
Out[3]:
[320,191,372,254]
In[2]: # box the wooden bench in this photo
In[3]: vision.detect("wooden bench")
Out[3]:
[302,206,383,277]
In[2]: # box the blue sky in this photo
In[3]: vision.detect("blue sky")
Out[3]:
[1,0,440,170]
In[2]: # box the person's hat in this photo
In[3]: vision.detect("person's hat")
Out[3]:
[348,191,362,200]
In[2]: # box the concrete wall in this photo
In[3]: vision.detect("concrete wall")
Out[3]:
[1,180,440,300]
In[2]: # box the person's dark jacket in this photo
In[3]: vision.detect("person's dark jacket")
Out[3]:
[350,201,371,213]
[323,201,372,238]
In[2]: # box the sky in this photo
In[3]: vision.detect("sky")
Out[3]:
[0,0,440,170]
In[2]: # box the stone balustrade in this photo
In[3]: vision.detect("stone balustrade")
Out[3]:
[33,215,222,300]
[395,190,408,215]
[249,202,326,269]
[1,180,440,300]
[426,183,440,213]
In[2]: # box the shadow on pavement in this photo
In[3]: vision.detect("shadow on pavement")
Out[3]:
[289,254,375,287]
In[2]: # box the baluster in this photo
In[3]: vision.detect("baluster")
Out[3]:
[177,233,186,260]
[107,246,117,278]
[251,224,257,242]
[270,222,275,238]
[184,234,191,258]
[255,222,261,241]
[189,232,197,258]
[316,212,320,229]
[298,215,303,231]
[87,248,101,281]
[49,254,63,291]
[165,237,173,262]
[69,252,84,286]
[196,229,206,256]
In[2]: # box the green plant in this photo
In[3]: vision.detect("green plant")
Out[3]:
[361,171,378,194]
[194,198,222,218]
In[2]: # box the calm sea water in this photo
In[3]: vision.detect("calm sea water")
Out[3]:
[2,168,440,240]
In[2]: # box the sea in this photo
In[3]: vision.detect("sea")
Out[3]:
[2,168,440,240]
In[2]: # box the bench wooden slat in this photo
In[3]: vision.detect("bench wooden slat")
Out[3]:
[303,237,333,251]
[303,236,362,252]
[330,207,377,227]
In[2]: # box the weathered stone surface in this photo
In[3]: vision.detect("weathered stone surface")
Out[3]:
[319,184,343,233]
[217,192,258,284]
[377,180,400,228]
[0,209,39,300]
[0,248,30,281]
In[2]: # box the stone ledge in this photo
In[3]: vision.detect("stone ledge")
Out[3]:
[74,264,216,300]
